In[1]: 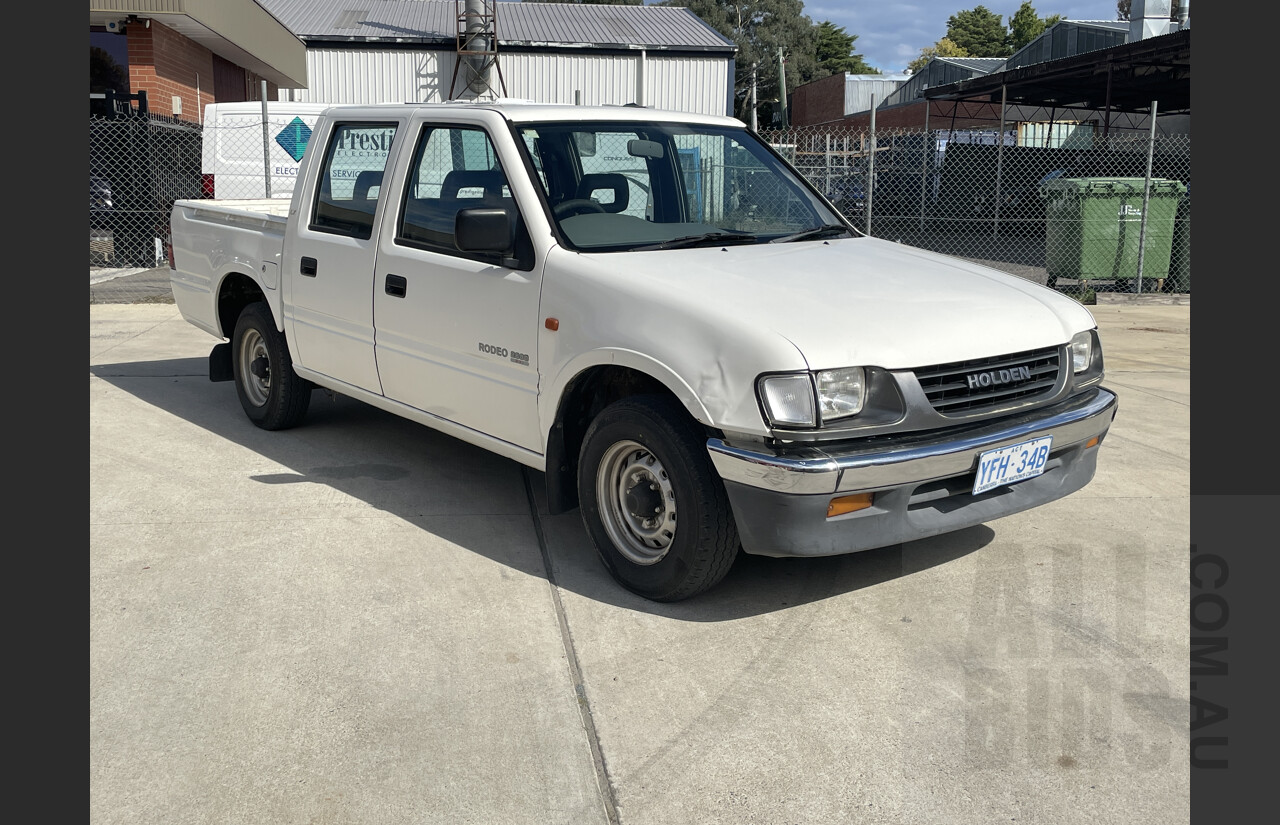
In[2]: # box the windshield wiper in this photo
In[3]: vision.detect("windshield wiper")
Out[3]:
[769,224,851,244]
[632,231,760,251]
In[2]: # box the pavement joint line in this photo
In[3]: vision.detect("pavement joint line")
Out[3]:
[1101,380,1191,406]
[520,466,622,825]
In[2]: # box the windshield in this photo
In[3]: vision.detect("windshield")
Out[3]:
[515,121,854,252]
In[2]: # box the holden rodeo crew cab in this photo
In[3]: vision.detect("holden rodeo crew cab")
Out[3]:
[168,101,1117,602]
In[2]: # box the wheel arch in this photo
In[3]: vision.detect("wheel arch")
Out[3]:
[215,271,271,339]
[543,357,717,516]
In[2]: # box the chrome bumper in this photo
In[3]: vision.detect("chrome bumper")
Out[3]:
[707,388,1118,496]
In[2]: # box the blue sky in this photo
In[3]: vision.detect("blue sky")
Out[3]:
[791,2,1126,74]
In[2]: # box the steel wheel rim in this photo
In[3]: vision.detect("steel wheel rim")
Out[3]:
[596,440,677,565]
[238,327,270,407]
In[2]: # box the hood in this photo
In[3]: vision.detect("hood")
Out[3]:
[587,236,1096,370]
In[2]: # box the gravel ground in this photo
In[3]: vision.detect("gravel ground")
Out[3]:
[90,267,176,305]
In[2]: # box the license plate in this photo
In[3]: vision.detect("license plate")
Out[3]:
[972,436,1053,495]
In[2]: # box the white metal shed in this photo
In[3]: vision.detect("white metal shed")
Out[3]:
[258,0,738,117]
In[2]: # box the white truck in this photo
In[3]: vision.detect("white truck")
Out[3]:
[169,101,1117,602]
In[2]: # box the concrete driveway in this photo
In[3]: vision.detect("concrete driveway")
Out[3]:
[90,301,1190,824]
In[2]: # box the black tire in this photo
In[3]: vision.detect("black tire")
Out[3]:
[231,302,312,430]
[577,395,739,601]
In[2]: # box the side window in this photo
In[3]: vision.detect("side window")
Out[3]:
[398,125,514,253]
[309,122,397,240]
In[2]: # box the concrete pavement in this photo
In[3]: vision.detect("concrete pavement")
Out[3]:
[90,302,1190,824]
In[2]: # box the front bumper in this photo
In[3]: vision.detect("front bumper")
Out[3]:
[706,388,1117,557]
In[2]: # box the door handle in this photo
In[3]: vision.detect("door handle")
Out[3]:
[300,256,318,276]
[385,274,407,298]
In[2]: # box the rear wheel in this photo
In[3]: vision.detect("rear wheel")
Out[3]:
[231,302,312,430]
[577,395,739,601]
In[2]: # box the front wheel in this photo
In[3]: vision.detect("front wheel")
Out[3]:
[231,302,312,430]
[577,395,739,601]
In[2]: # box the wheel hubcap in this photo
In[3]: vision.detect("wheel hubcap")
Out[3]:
[238,328,271,407]
[597,440,677,565]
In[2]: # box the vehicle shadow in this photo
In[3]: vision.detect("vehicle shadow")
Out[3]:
[91,356,993,621]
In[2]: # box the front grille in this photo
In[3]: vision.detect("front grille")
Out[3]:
[914,346,1060,415]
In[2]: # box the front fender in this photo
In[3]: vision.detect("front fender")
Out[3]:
[540,347,713,448]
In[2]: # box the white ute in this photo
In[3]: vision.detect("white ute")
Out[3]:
[169,101,1117,601]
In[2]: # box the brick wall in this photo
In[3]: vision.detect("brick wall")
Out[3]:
[791,74,846,126]
[125,20,278,123]
[812,100,1006,132]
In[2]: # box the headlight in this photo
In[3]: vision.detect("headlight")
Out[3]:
[759,367,867,428]
[815,367,865,421]
[1070,330,1093,373]
[759,374,815,427]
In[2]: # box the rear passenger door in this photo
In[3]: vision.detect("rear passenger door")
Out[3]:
[372,121,543,453]
[286,120,399,394]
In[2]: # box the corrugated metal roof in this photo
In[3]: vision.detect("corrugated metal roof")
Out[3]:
[937,57,1006,72]
[256,0,736,52]
[844,19,1145,113]
[1004,20,1130,71]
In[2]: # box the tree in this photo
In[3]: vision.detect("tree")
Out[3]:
[907,37,969,74]
[90,46,129,95]
[659,0,820,124]
[815,21,878,75]
[946,5,1012,57]
[1009,2,1061,51]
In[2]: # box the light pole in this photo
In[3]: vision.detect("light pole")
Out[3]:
[750,62,758,130]
[777,46,788,128]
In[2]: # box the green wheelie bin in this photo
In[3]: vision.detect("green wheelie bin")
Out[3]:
[1040,177,1187,292]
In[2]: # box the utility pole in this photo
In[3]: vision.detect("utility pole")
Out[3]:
[750,62,758,131]
[777,47,788,127]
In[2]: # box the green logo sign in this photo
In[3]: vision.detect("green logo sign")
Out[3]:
[275,117,313,162]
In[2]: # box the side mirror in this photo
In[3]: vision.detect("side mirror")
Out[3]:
[455,207,514,253]
[455,207,523,268]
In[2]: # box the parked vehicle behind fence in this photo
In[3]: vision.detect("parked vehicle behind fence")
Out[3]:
[200,102,330,199]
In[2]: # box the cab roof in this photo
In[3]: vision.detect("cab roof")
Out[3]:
[315,100,746,129]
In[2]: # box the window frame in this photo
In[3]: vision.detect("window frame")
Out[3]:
[393,121,533,269]
[308,120,399,241]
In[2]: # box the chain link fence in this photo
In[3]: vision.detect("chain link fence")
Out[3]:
[761,121,1190,295]
[90,113,1189,295]
[90,113,203,270]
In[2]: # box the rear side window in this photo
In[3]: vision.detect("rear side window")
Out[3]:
[309,122,397,240]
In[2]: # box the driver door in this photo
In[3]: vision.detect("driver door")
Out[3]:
[372,122,543,452]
